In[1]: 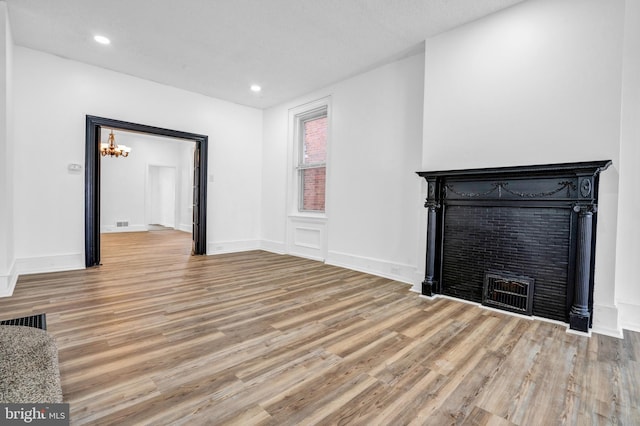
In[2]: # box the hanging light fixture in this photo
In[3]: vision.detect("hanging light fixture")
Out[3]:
[100,130,131,158]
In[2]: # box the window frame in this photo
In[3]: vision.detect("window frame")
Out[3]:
[294,105,328,213]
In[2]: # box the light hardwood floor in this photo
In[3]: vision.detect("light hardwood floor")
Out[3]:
[1,230,638,425]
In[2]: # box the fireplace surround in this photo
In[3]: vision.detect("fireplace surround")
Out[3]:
[417,161,611,332]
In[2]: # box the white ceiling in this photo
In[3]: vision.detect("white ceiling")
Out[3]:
[5,0,525,109]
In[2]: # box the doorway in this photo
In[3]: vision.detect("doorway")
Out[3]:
[85,115,208,267]
[148,165,177,230]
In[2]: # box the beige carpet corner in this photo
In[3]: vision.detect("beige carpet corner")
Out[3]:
[0,325,63,403]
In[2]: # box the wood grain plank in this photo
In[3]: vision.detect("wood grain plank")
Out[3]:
[0,230,637,425]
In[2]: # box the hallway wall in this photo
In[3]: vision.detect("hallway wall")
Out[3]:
[11,47,263,276]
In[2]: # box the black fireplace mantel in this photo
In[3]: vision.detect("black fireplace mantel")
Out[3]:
[416,160,611,332]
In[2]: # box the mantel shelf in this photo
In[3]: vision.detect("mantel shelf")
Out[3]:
[416,160,612,180]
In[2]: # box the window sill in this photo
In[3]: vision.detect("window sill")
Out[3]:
[288,212,327,221]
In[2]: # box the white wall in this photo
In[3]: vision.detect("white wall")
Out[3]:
[262,52,425,284]
[100,131,193,233]
[615,0,640,332]
[0,1,14,294]
[149,166,176,228]
[422,0,626,336]
[11,46,263,276]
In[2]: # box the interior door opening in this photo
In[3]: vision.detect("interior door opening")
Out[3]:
[148,165,177,230]
[85,116,208,267]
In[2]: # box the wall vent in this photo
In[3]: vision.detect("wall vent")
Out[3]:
[483,271,534,316]
[0,313,47,330]
[116,221,129,228]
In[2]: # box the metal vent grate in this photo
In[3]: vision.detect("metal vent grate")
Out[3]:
[483,272,534,315]
[0,313,47,330]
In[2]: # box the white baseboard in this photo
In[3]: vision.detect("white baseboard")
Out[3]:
[0,260,18,298]
[101,225,148,233]
[208,240,261,255]
[177,224,192,233]
[618,302,640,333]
[15,253,85,276]
[289,252,325,262]
[409,279,423,294]
[326,250,419,286]
[2,255,84,297]
[260,239,286,254]
[592,303,623,338]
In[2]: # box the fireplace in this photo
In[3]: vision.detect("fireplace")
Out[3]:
[417,161,611,332]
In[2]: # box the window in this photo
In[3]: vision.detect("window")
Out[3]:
[297,108,328,212]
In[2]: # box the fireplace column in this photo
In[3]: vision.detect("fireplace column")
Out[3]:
[570,204,596,332]
[422,180,440,296]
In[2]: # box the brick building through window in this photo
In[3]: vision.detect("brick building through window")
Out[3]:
[299,115,327,211]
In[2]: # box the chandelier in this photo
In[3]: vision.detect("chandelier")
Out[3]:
[100,130,131,158]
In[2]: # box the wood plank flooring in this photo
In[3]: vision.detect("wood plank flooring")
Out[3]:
[0,230,638,425]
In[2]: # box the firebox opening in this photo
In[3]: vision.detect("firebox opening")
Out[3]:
[483,271,535,316]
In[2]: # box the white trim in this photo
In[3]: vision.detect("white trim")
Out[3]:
[296,98,327,180]
[326,250,418,286]
[293,226,322,250]
[177,224,192,233]
[286,252,325,262]
[207,240,261,255]
[15,254,84,276]
[592,303,624,338]
[260,239,286,254]
[101,224,148,233]
[287,216,327,261]
[292,101,330,214]
[287,212,327,220]
[618,302,640,333]
[0,260,18,298]
[286,96,332,260]
[294,242,320,250]
[565,328,592,338]
[590,326,624,339]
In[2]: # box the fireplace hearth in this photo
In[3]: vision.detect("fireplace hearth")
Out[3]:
[417,161,611,332]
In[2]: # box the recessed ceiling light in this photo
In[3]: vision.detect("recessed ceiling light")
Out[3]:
[94,35,111,45]
[250,84,261,93]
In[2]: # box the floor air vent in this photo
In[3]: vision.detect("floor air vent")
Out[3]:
[483,272,534,316]
[0,313,47,330]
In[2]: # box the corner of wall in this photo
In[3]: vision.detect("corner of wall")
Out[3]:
[207,240,261,255]
[613,0,640,337]
[177,224,192,233]
[325,250,418,287]
[260,239,286,255]
[15,254,84,276]
[592,303,623,338]
[618,302,640,333]
[0,259,17,298]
